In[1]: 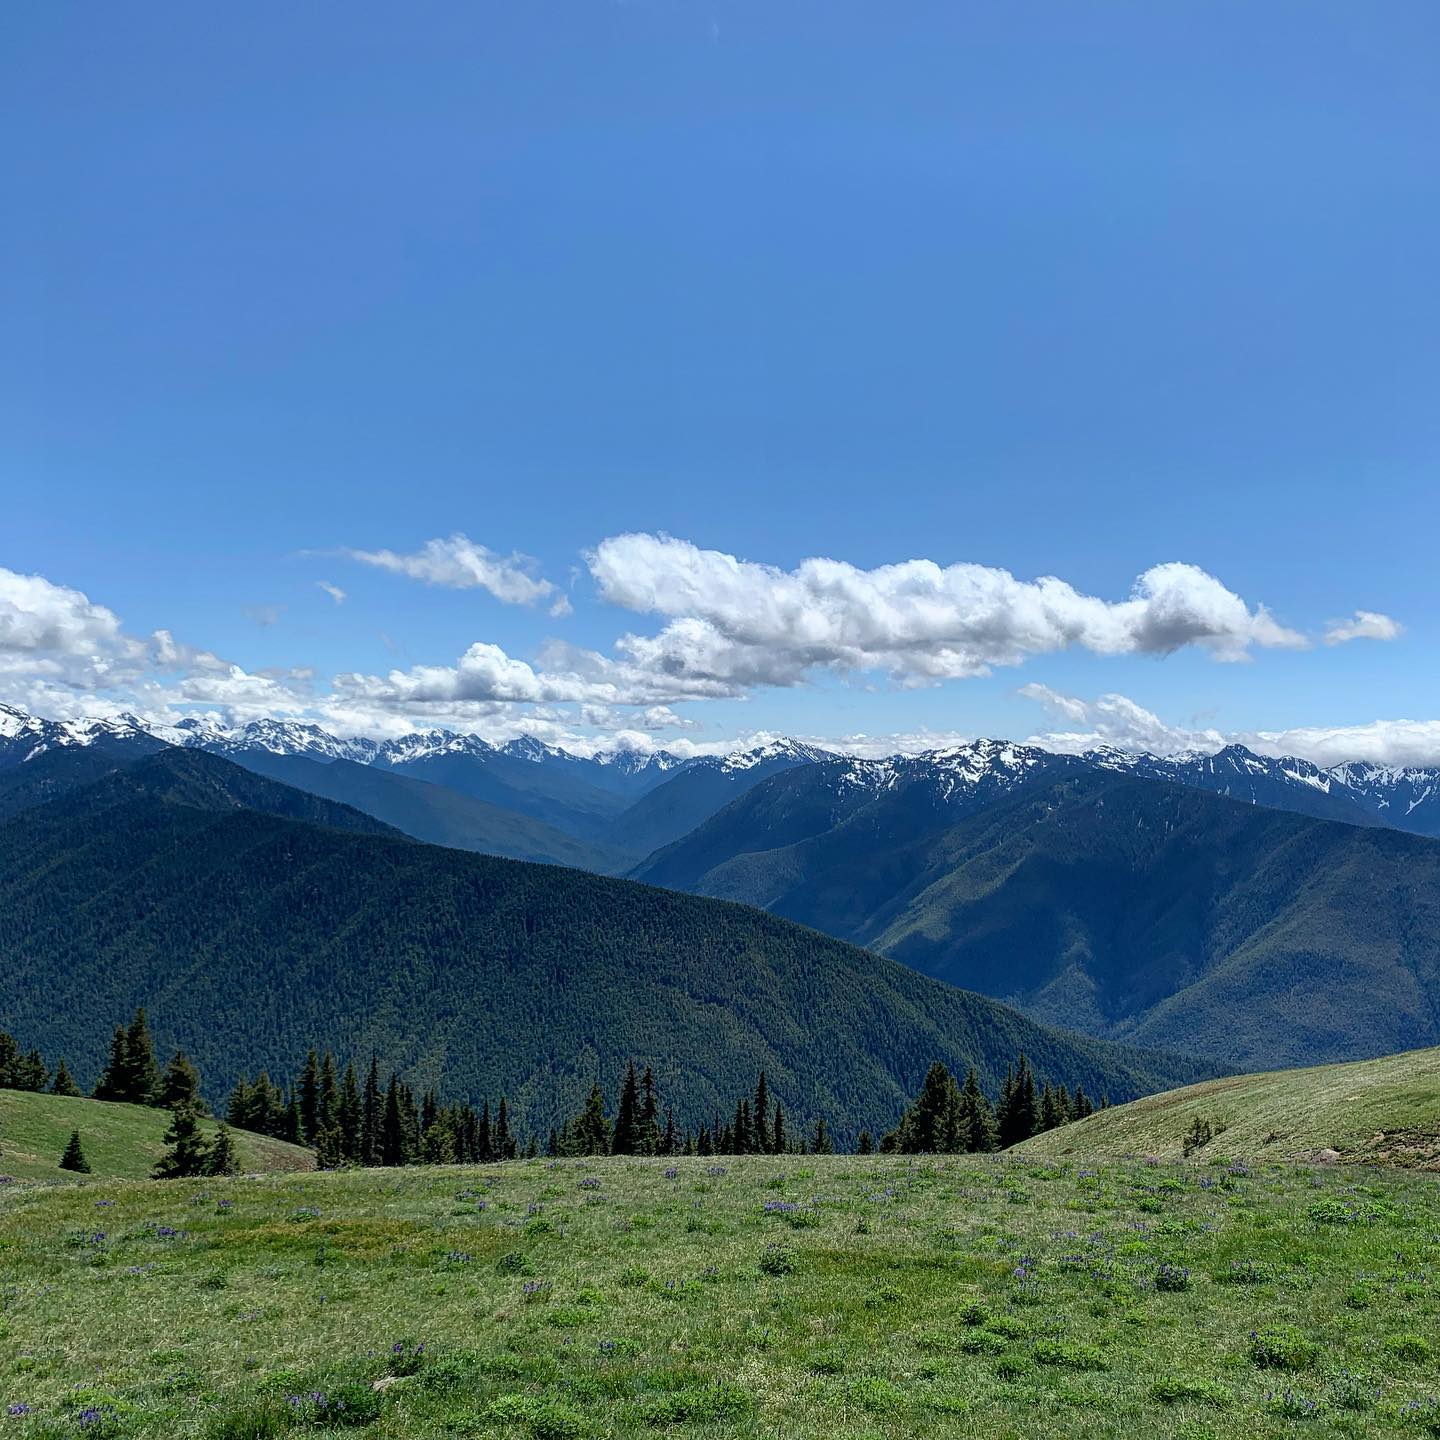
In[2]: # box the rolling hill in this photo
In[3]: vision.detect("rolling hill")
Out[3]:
[0,1088,312,1181]
[637,763,1440,1071]
[0,751,1217,1139]
[1016,1044,1440,1169]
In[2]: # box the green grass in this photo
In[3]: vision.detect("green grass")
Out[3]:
[2,1153,1438,1437]
[1017,1045,1440,1168]
[0,1090,312,1182]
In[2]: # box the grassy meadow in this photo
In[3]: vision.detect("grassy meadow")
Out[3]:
[0,1090,312,1183]
[1018,1045,1440,1169]
[1,1152,1439,1438]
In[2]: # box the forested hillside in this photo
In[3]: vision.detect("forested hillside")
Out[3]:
[0,753,1216,1137]
[639,766,1440,1070]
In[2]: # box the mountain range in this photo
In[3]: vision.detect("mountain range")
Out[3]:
[0,746,1215,1135]
[4,703,1440,1077]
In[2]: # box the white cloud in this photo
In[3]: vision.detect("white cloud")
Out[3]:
[345,534,569,613]
[1019,682,1440,769]
[587,534,1308,692]
[1324,610,1403,645]
[1019,683,1225,756]
[316,581,347,605]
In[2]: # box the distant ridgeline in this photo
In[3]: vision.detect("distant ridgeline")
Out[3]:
[1,1013,1097,1165]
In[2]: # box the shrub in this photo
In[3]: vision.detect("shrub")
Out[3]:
[1249,1325,1318,1372]
[1155,1263,1190,1292]
[758,1244,796,1276]
[1150,1376,1232,1407]
[1033,1339,1108,1372]
[1384,1333,1434,1364]
[846,1377,906,1413]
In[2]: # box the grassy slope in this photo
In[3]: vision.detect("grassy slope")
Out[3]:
[1017,1045,1440,1168]
[0,1089,312,1182]
[1,1154,1437,1438]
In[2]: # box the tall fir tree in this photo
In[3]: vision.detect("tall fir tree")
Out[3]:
[122,1007,161,1106]
[752,1072,771,1155]
[638,1066,661,1156]
[338,1063,363,1162]
[612,1061,642,1155]
[772,1103,787,1155]
[573,1081,610,1156]
[381,1074,407,1166]
[361,1057,382,1166]
[495,1097,515,1160]
[810,1115,833,1154]
[207,1122,238,1176]
[93,1025,130,1101]
[298,1049,321,1142]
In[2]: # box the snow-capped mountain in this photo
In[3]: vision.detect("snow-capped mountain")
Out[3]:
[4,701,1440,842]
[0,704,163,768]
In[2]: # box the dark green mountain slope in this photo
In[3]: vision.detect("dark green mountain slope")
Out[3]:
[227,750,630,872]
[0,756,1215,1136]
[387,750,629,842]
[640,768,1440,1072]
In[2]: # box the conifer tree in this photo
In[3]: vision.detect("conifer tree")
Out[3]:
[573,1081,610,1156]
[752,1072,771,1155]
[495,1097,515,1159]
[612,1061,642,1155]
[157,1050,205,1113]
[661,1107,678,1157]
[421,1117,456,1164]
[123,1008,161,1106]
[338,1063,362,1162]
[318,1053,340,1142]
[638,1065,661,1156]
[153,1101,211,1178]
[58,1129,90,1173]
[93,1026,130,1101]
[0,1030,17,1088]
[957,1065,998,1152]
[772,1103,787,1155]
[298,1049,321,1142]
[51,1057,81,1097]
[477,1100,493,1163]
[225,1077,252,1129]
[207,1123,238,1176]
[361,1057,382,1165]
[811,1115,833,1154]
[14,1049,48,1092]
[856,1129,873,1155]
[381,1074,407,1166]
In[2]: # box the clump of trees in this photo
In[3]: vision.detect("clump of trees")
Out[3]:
[881,1055,1100,1154]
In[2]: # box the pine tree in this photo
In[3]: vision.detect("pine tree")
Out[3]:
[477,1100,493,1163]
[638,1066,661,1156]
[338,1063,363,1162]
[50,1057,81,1097]
[381,1074,407,1166]
[58,1129,90,1173]
[0,1030,17,1088]
[495,1098,515,1160]
[93,1025,130,1101]
[612,1061,642,1155]
[956,1066,998,1152]
[15,1049,48,1091]
[207,1123,238,1177]
[810,1116,833,1155]
[734,1098,753,1156]
[1071,1085,1094,1120]
[153,1101,212,1179]
[772,1103,787,1155]
[123,1008,161,1106]
[997,1053,1039,1148]
[362,1057,382,1165]
[421,1117,456,1165]
[661,1107,678,1157]
[298,1049,321,1142]
[157,1050,205,1113]
[225,1077,252,1128]
[318,1053,340,1137]
[573,1081,610,1156]
[752,1072,771,1155]
[856,1129,873,1155]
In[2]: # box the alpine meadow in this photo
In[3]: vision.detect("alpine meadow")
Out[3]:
[4,5,1439,1439]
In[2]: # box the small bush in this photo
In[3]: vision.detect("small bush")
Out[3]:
[1150,1376,1231,1407]
[1033,1339,1108,1372]
[1249,1325,1318,1372]
[847,1377,906,1413]
[1384,1333,1434,1365]
[758,1244,796,1276]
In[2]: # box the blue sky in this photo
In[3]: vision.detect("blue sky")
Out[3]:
[4,2,1438,762]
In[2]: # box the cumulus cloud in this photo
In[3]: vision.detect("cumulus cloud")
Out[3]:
[316,581,347,605]
[346,534,571,615]
[1324,610,1403,645]
[587,534,1307,692]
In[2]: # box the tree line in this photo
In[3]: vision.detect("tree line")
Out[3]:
[2,1013,1101,1177]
